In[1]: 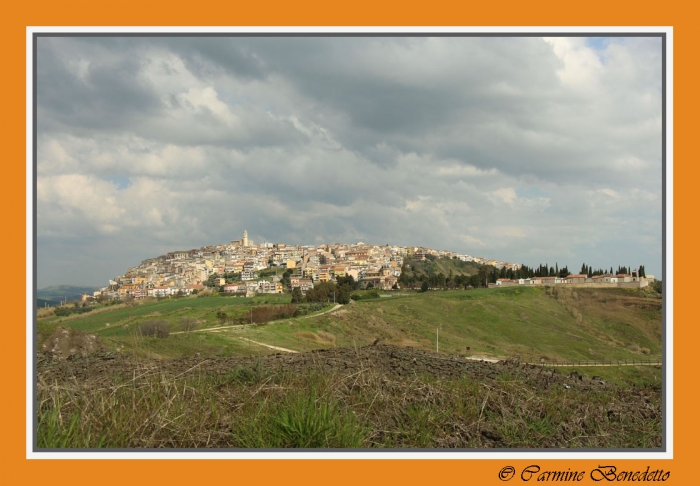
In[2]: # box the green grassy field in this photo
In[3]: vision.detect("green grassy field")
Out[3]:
[38,286,662,364]
[253,286,662,363]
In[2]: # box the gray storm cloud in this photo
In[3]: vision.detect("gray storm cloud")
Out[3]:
[36,34,663,287]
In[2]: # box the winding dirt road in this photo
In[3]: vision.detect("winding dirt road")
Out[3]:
[171,304,344,336]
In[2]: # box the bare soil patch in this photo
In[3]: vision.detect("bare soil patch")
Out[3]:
[38,344,629,393]
[36,344,661,449]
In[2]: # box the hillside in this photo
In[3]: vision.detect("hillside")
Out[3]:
[37,286,662,365]
[36,286,663,449]
[402,256,482,279]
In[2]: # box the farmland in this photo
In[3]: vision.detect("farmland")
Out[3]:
[35,286,663,449]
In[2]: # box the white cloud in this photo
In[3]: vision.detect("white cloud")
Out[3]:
[437,164,498,178]
[543,37,603,89]
[35,35,664,286]
[491,187,518,205]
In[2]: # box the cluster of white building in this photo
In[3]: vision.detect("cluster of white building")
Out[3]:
[494,272,655,288]
[96,230,518,300]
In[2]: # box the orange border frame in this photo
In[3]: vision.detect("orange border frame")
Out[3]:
[6,1,693,484]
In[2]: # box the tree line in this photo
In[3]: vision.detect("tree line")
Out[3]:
[397,261,649,290]
[496,263,647,281]
[398,264,491,290]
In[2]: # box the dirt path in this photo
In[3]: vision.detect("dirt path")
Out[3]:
[465,355,500,363]
[171,305,344,336]
[533,361,662,367]
[464,355,661,367]
[171,323,246,335]
[237,337,298,353]
[298,304,343,319]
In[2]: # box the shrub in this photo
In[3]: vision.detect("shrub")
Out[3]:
[351,290,380,301]
[252,304,297,324]
[293,303,325,317]
[53,305,93,317]
[180,317,199,333]
[36,307,55,319]
[139,320,170,338]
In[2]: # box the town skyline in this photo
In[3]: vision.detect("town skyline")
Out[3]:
[92,228,653,303]
[38,228,656,290]
[37,35,663,288]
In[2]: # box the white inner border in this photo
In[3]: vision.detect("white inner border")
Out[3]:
[26,25,673,460]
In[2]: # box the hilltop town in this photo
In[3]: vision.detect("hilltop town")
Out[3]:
[92,230,656,301]
[94,230,519,300]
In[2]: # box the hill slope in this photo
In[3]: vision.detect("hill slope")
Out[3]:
[400,256,482,281]
[38,286,662,365]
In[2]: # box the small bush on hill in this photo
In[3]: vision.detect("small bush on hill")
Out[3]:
[139,320,170,338]
[252,304,297,324]
[351,290,380,301]
[180,317,199,333]
[293,303,326,316]
[53,306,94,317]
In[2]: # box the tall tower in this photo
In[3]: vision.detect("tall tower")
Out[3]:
[243,229,248,247]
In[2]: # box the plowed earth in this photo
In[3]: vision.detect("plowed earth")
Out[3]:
[37,344,662,449]
[38,344,613,389]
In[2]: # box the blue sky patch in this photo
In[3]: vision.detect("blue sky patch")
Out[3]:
[106,175,130,189]
[586,37,612,51]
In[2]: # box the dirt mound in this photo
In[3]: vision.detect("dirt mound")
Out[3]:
[37,344,618,393]
[40,326,105,360]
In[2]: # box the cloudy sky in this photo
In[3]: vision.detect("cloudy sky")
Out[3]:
[36,34,663,288]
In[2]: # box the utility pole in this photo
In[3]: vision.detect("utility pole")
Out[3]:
[436,328,439,353]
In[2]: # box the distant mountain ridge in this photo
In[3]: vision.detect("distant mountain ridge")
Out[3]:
[37,285,100,307]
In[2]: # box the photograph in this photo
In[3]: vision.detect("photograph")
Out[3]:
[33,33,664,452]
